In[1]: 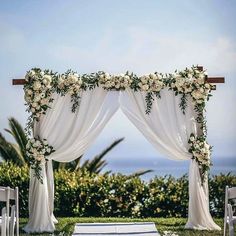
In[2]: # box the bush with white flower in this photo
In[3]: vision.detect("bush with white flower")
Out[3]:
[188,133,212,183]
[26,137,54,183]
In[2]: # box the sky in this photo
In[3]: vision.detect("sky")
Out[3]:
[0,0,236,172]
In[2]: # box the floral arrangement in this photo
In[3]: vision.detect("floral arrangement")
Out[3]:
[99,72,133,90]
[24,68,56,134]
[26,137,55,183]
[24,66,211,122]
[188,133,212,183]
[23,65,213,183]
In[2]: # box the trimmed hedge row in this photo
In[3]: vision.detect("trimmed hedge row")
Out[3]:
[0,162,235,218]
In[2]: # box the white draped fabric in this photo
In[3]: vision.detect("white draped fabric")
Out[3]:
[120,88,220,230]
[24,88,119,233]
[24,87,220,233]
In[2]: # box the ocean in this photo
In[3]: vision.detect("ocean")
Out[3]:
[103,156,236,181]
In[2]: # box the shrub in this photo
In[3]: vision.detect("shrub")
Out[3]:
[0,162,29,217]
[0,162,235,218]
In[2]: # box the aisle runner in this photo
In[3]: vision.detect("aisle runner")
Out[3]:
[72,222,160,236]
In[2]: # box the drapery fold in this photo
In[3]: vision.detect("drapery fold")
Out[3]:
[120,88,220,230]
[24,88,119,233]
[24,88,220,233]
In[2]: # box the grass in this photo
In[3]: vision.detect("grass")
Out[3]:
[18,217,228,236]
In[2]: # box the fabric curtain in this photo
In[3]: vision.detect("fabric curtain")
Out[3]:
[24,87,119,233]
[119,88,220,230]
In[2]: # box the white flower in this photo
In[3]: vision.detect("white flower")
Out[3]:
[32,102,37,108]
[27,90,33,95]
[34,95,41,102]
[33,81,41,91]
[28,70,36,77]
[149,73,157,80]
[142,84,149,91]
[190,136,195,142]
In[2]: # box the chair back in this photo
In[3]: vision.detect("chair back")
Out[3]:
[1,207,7,236]
[0,187,19,236]
[0,187,10,202]
[228,187,236,200]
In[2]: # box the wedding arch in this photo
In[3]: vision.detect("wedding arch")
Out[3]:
[13,66,224,233]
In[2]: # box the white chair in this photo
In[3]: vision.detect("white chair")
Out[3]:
[9,205,16,236]
[0,207,7,236]
[0,187,19,236]
[224,186,236,236]
[228,204,236,236]
[0,187,10,236]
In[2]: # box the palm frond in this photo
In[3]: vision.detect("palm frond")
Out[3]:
[0,133,25,166]
[5,117,28,161]
[128,169,153,178]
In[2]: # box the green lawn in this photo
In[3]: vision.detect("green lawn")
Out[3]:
[19,217,228,236]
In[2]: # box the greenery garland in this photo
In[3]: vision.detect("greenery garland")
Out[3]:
[23,65,213,183]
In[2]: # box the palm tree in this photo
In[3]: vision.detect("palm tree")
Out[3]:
[0,117,153,176]
[0,117,28,166]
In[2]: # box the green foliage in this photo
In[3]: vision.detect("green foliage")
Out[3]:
[0,162,29,217]
[0,162,235,219]
[209,173,236,217]
[0,117,28,166]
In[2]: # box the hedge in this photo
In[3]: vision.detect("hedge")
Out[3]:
[0,162,235,218]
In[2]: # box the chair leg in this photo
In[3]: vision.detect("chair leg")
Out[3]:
[229,223,235,236]
[224,219,227,236]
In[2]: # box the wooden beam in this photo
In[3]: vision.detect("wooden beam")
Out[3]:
[12,77,225,85]
[12,79,26,85]
[206,77,225,83]
[12,66,225,85]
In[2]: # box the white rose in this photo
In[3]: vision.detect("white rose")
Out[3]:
[104,72,110,78]
[142,84,149,91]
[29,70,36,77]
[43,75,52,82]
[27,90,33,95]
[68,74,78,83]
[43,79,48,85]
[115,84,120,89]
[32,102,37,108]
[33,81,41,91]
[35,140,41,147]
[190,136,195,142]
[149,73,157,80]
[34,96,41,102]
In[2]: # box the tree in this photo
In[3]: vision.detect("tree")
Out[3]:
[0,117,28,166]
[0,117,152,176]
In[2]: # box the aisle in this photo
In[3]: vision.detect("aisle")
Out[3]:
[72,222,160,236]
